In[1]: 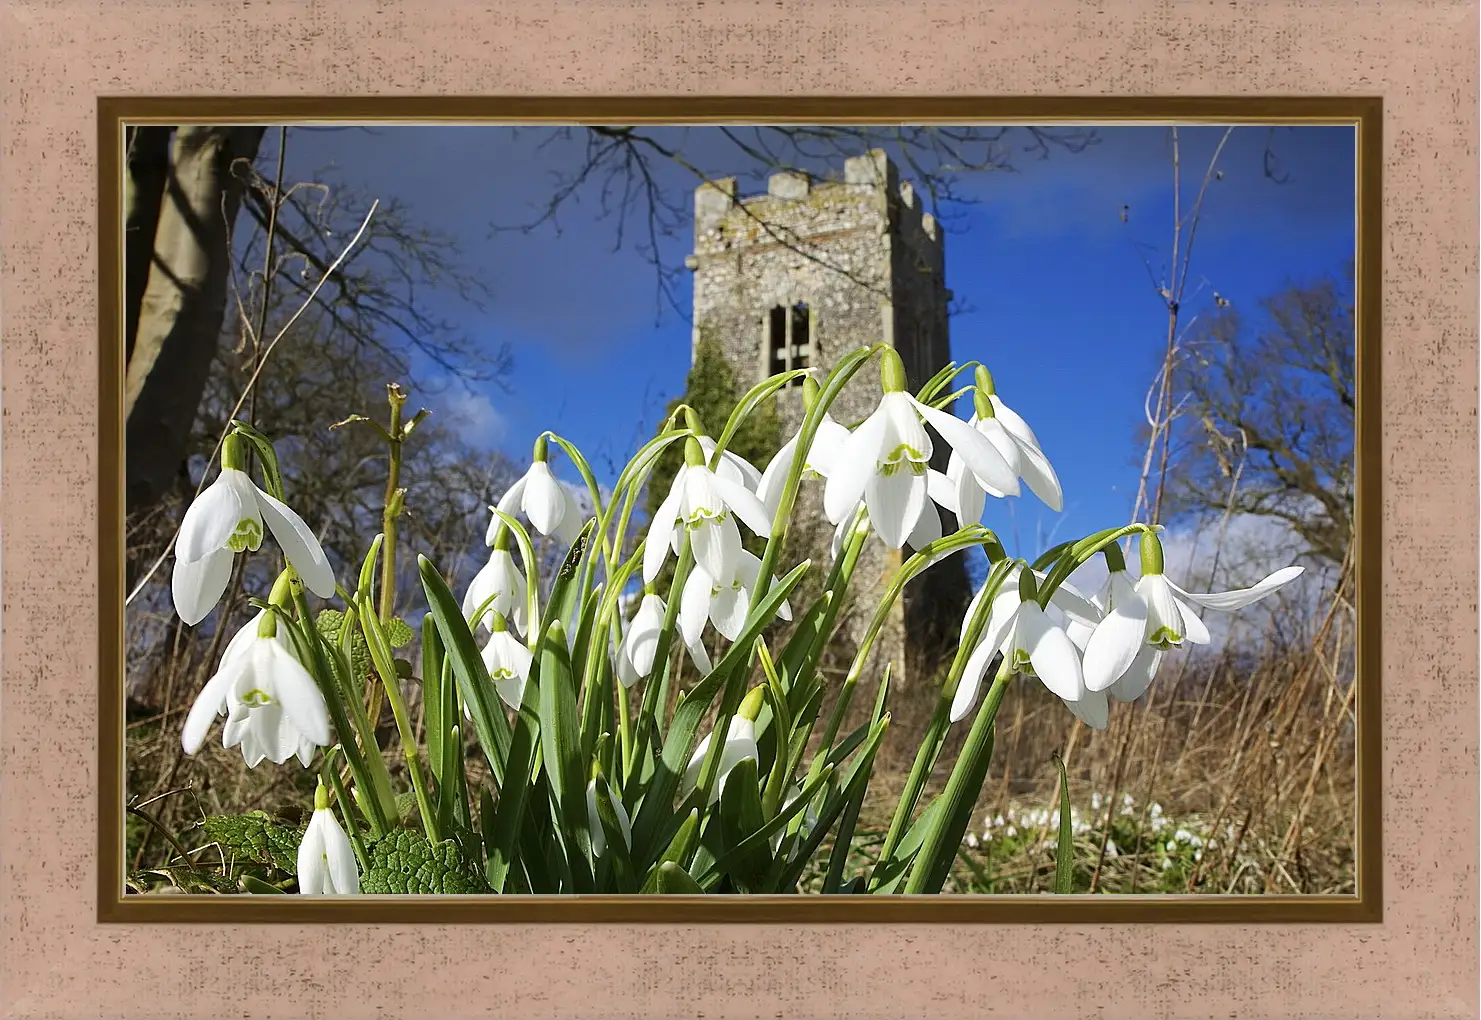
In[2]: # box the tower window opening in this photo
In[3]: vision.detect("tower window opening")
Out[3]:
[766,302,813,388]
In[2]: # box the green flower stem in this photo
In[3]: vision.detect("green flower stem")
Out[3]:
[360,595,440,843]
[903,657,1015,894]
[377,385,407,623]
[623,540,695,789]
[803,526,996,792]
[1036,523,1158,609]
[286,582,392,836]
[869,556,1015,889]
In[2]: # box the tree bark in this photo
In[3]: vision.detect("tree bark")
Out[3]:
[125,125,265,518]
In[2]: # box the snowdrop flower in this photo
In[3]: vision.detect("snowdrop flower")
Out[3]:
[464,527,528,636]
[480,612,533,711]
[949,367,1063,525]
[680,687,764,805]
[181,607,332,768]
[171,435,335,626]
[679,550,793,649]
[950,566,1094,725]
[823,348,1019,550]
[756,375,851,519]
[644,439,773,585]
[586,776,632,858]
[696,434,764,492]
[1082,533,1305,703]
[297,783,360,895]
[495,438,583,545]
[612,589,666,690]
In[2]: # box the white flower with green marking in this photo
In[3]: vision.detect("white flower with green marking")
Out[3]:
[823,348,1019,550]
[297,784,359,895]
[171,437,334,626]
[644,438,774,585]
[181,609,332,768]
[680,688,765,806]
[495,449,583,546]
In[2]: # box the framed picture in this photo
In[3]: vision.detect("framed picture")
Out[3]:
[99,97,1379,924]
[3,3,1475,1018]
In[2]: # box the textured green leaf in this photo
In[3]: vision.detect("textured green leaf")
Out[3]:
[384,617,416,649]
[359,828,491,895]
[317,609,371,682]
[197,812,305,874]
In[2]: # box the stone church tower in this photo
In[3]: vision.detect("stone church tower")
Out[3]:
[684,149,971,686]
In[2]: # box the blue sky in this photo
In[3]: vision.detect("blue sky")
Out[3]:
[267,124,1355,559]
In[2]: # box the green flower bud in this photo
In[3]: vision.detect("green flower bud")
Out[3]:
[880,347,908,394]
[738,685,767,722]
[1140,532,1165,576]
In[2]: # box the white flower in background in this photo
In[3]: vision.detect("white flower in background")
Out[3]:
[586,777,633,858]
[171,439,335,626]
[181,609,332,768]
[950,367,1063,524]
[644,439,773,584]
[679,550,793,651]
[480,616,533,711]
[610,589,676,690]
[495,442,583,545]
[680,687,765,805]
[756,377,851,518]
[949,565,1097,724]
[823,348,1019,550]
[1081,534,1305,703]
[463,531,528,636]
[297,784,360,895]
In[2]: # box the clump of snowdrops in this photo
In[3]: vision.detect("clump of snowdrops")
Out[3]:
[165,345,1302,895]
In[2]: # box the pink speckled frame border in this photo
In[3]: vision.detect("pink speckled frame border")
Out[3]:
[4,3,1476,1018]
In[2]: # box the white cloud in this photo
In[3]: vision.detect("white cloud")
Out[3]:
[442,388,507,449]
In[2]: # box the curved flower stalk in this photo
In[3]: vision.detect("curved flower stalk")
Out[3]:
[1081,534,1305,703]
[297,784,360,895]
[681,687,764,806]
[181,607,332,768]
[495,436,583,546]
[171,435,335,626]
[644,438,774,585]
[949,565,1098,724]
[823,348,1019,550]
[949,366,1064,525]
[463,526,528,636]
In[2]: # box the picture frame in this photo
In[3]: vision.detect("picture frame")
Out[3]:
[3,3,1474,1018]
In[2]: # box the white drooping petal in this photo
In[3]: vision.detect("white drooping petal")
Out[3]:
[258,640,332,747]
[881,391,933,465]
[679,568,713,648]
[1083,572,1149,693]
[823,407,888,524]
[177,469,260,563]
[1176,598,1212,645]
[1166,565,1306,611]
[522,461,570,537]
[1063,687,1110,730]
[907,499,943,550]
[181,648,243,754]
[643,466,687,583]
[1016,601,1085,702]
[733,551,791,622]
[756,435,799,520]
[699,436,763,491]
[481,630,533,710]
[171,547,235,627]
[808,417,850,477]
[586,779,632,858]
[685,635,714,675]
[680,716,759,805]
[253,485,336,598]
[866,464,928,550]
[462,549,527,635]
[708,472,774,539]
[297,807,359,895]
[949,452,988,527]
[1011,431,1063,512]
[490,480,527,543]
[690,513,742,584]
[624,594,666,678]
[949,633,1000,723]
[974,416,1024,481]
[909,395,1020,497]
[1108,646,1163,703]
[1042,574,1104,630]
[708,579,749,642]
[988,393,1042,451]
[1137,573,1186,646]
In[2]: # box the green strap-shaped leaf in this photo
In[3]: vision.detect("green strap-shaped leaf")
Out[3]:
[1052,750,1075,895]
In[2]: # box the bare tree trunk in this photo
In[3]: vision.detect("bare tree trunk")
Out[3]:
[123,126,174,367]
[125,125,265,519]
